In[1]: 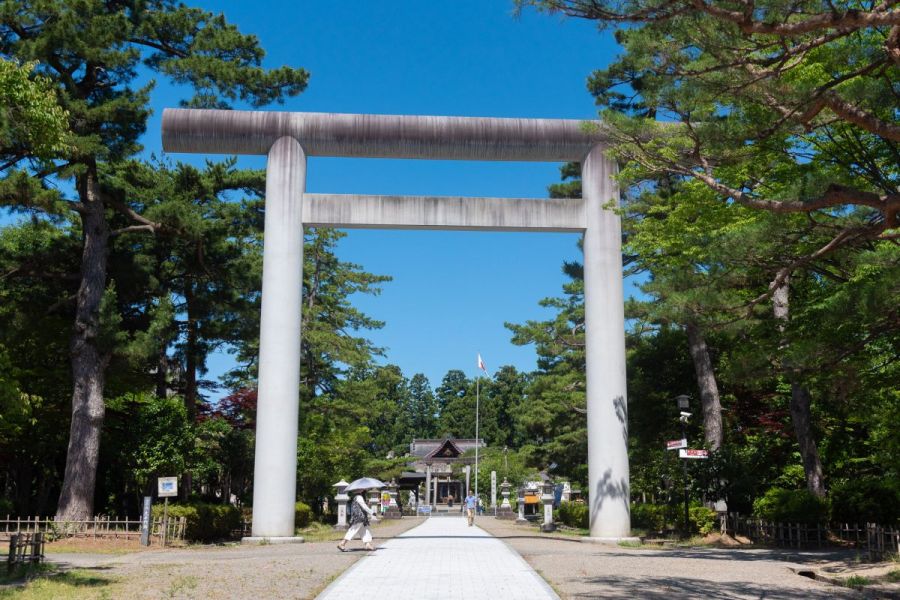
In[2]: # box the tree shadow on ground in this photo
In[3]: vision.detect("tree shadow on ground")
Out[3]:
[592,548,859,564]
[568,574,855,599]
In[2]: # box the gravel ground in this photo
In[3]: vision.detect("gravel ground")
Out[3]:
[475,518,890,599]
[39,517,423,600]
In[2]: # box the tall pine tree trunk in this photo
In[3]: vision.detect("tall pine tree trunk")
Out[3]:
[184,281,198,420]
[685,321,723,450]
[56,165,110,520]
[772,275,826,497]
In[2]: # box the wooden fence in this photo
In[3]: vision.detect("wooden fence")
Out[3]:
[6,532,44,571]
[0,515,186,544]
[723,514,900,561]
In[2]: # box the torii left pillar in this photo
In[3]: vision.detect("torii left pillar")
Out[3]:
[244,137,306,542]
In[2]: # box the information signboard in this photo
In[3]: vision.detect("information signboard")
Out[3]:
[667,439,688,450]
[157,476,178,497]
[679,449,709,459]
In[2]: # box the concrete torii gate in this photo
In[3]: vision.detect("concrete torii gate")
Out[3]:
[162,108,631,541]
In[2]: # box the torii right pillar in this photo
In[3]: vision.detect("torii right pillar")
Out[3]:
[582,145,634,541]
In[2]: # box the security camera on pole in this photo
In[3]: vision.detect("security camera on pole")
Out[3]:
[666,395,709,534]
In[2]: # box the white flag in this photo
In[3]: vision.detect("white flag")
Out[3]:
[477,353,486,373]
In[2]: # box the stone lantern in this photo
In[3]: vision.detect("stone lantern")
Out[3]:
[384,478,402,519]
[368,488,380,514]
[516,487,528,523]
[333,479,349,530]
[496,479,514,519]
[540,481,556,532]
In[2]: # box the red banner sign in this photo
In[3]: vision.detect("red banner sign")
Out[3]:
[679,449,709,459]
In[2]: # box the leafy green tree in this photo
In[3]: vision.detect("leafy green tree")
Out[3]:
[435,370,476,438]
[524,0,899,498]
[406,373,438,439]
[507,260,589,482]
[0,58,69,158]
[1,1,307,519]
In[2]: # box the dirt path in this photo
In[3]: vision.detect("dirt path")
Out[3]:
[31,518,423,599]
[475,518,881,599]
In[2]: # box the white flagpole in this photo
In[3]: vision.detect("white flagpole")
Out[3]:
[475,375,479,503]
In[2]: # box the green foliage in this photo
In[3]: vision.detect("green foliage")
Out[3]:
[294,502,312,529]
[470,447,539,498]
[556,501,589,529]
[752,488,830,524]
[843,575,872,589]
[151,502,241,542]
[630,503,672,533]
[689,506,717,535]
[830,478,900,526]
[0,58,69,157]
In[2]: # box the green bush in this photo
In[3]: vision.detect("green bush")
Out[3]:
[689,506,717,535]
[752,488,830,524]
[0,497,13,516]
[630,503,670,532]
[556,501,589,529]
[151,502,242,542]
[830,478,900,525]
[295,501,312,528]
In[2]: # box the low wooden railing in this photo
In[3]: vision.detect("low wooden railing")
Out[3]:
[722,514,899,561]
[0,515,186,544]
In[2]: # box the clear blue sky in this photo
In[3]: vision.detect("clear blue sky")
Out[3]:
[19,2,633,395]
[157,1,629,396]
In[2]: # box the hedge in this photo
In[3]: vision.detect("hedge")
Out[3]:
[752,488,830,524]
[630,503,672,532]
[556,501,589,529]
[151,502,242,542]
[295,501,312,528]
[689,506,717,535]
[830,478,900,525]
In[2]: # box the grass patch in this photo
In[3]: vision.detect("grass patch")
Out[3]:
[885,569,900,583]
[554,527,590,538]
[44,543,136,555]
[617,540,644,548]
[297,522,342,542]
[165,575,198,598]
[842,575,872,588]
[0,563,55,585]
[0,569,115,599]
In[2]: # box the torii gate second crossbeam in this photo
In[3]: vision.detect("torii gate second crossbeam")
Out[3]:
[162,108,633,542]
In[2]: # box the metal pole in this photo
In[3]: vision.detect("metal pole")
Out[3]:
[681,419,689,533]
[163,497,169,548]
[475,376,479,503]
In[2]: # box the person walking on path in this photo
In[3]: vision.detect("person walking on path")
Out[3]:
[464,490,478,526]
[338,491,379,551]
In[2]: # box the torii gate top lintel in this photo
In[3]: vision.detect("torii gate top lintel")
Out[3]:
[162,108,606,161]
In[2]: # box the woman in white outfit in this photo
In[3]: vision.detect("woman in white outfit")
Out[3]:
[337,491,378,551]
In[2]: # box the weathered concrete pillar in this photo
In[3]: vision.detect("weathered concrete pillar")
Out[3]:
[425,464,432,507]
[582,145,631,540]
[248,137,306,541]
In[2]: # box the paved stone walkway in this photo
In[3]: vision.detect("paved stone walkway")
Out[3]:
[317,516,559,600]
